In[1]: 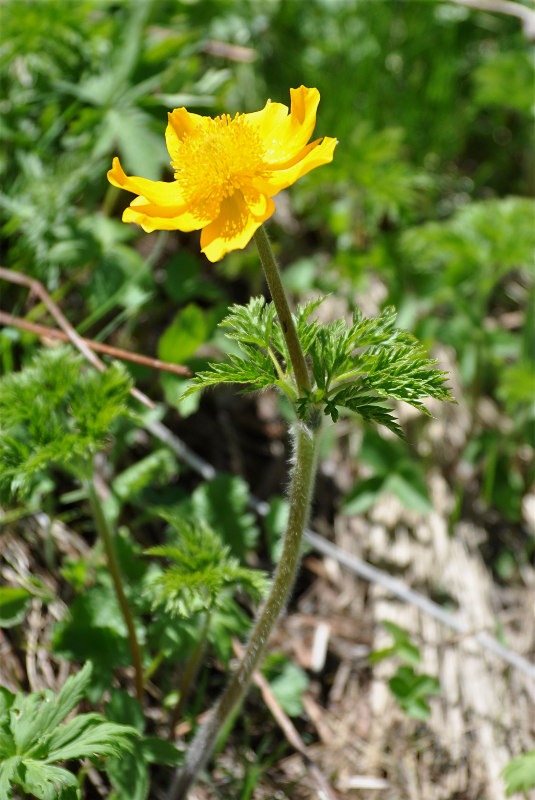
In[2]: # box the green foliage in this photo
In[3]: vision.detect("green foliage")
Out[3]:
[0,346,132,499]
[369,621,422,667]
[147,517,269,618]
[103,689,182,800]
[388,665,442,720]
[342,430,432,514]
[0,586,33,628]
[262,653,309,718]
[52,585,138,700]
[502,749,535,797]
[189,473,261,559]
[0,662,139,800]
[370,621,441,719]
[185,297,452,437]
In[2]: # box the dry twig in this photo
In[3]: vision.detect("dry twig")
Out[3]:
[0,310,191,377]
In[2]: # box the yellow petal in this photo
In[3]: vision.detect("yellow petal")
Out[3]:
[200,191,275,262]
[165,108,209,160]
[123,196,211,233]
[264,136,337,195]
[248,86,321,167]
[243,100,291,143]
[107,157,185,207]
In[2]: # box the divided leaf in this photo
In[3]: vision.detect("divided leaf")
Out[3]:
[0,663,139,800]
[181,296,453,438]
[0,345,132,498]
[146,517,269,618]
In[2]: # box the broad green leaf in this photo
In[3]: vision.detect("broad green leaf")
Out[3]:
[191,474,260,558]
[502,750,535,796]
[386,472,432,514]
[266,660,309,718]
[158,303,209,364]
[140,736,183,765]
[341,476,386,515]
[0,586,32,627]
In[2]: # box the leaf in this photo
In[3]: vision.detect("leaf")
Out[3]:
[0,664,138,800]
[0,586,32,627]
[265,659,309,717]
[16,761,80,800]
[341,476,386,515]
[106,747,149,800]
[11,663,92,755]
[44,721,138,762]
[389,665,441,719]
[0,756,22,799]
[191,473,260,558]
[502,749,535,796]
[146,517,269,618]
[140,736,183,766]
[0,347,132,499]
[112,449,179,502]
[386,472,432,514]
[158,303,209,364]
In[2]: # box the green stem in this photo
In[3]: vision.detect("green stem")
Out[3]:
[168,420,321,799]
[170,610,212,736]
[86,480,144,702]
[254,226,311,395]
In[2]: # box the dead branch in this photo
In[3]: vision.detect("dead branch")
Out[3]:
[0,310,190,377]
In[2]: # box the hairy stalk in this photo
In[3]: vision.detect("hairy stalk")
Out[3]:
[168,420,321,799]
[86,480,144,702]
[254,226,311,395]
[170,610,212,736]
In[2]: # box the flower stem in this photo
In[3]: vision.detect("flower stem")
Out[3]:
[168,420,321,799]
[170,610,212,736]
[254,226,311,395]
[86,479,144,702]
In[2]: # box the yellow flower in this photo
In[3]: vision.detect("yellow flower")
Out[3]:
[107,86,336,262]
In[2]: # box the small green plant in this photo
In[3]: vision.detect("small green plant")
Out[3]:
[0,346,145,699]
[147,516,270,728]
[502,749,535,797]
[370,621,442,719]
[0,662,138,800]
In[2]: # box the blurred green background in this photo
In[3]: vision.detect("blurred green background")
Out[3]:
[1,0,534,563]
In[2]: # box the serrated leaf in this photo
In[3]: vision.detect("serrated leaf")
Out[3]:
[0,756,22,799]
[0,347,132,499]
[45,721,138,762]
[16,760,80,800]
[147,517,269,617]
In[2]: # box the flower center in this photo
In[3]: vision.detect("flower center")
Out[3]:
[172,114,266,219]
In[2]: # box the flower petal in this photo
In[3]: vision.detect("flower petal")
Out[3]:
[200,190,275,262]
[248,86,322,167]
[107,157,185,206]
[165,108,209,160]
[123,196,211,233]
[264,135,337,195]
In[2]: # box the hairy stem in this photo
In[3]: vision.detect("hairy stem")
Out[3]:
[86,480,144,702]
[168,421,321,799]
[254,226,311,395]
